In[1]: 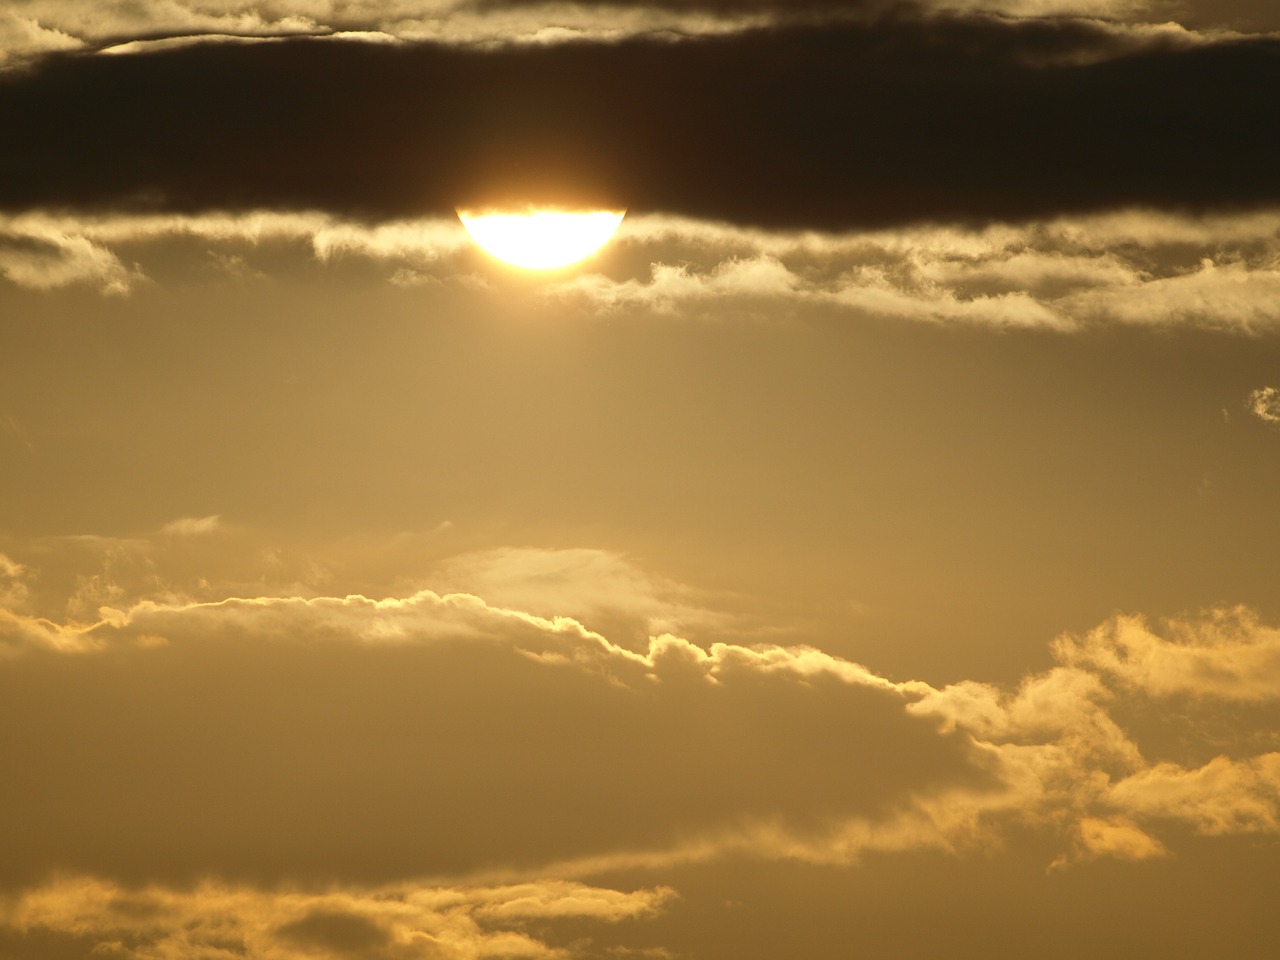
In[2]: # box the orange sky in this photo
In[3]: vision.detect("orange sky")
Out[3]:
[2,3,1279,960]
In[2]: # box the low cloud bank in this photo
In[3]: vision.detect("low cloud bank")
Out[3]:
[2,875,674,960]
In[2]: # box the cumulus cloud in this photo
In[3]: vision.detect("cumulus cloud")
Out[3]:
[0,579,980,888]
[1053,607,1280,700]
[2,540,1279,890]
[903,609,1280,865]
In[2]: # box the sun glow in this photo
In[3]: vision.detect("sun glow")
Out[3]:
[457,208,626,269]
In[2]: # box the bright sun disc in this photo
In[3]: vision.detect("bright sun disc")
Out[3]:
[457,208,626,269]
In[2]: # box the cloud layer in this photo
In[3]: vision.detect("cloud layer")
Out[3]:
[4,0,1239,69]
[7,207,1280,332]
[2,874,674,960]
[2,549,1278,887]
[2,17,1278,228]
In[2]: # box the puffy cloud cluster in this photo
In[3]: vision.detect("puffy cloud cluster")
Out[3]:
[1,539,1279,954]
[909,608,1280,866]
[1,546,1278,886]
[1053,608,1280,700]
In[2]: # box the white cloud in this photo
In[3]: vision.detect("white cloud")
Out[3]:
[3,540,1280,876]
[1109,753,1280,834]
[0,229,138,293]
[0,606,101,654]
[2,527,1280,880]
[1060,257,1280,331]
[0,0,767,67]
[1249,386,1280,424]
[554,209,1280,331]
[1,0,1246,72]
[895,609,1280,866]
[0,9,83,67]
[7,208,1280,334]
[1052,607,1280,701]
[0,211,466,291]
[1073,815,1167,861]
[2,874,674,960]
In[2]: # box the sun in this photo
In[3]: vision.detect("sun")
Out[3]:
[456,207,626,270]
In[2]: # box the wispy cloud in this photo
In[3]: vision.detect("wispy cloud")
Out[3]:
[0,553,28,609]
[0,228,138,293]
[159,514,222,536]
[435,546,732,643]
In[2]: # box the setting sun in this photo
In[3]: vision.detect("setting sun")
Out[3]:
[456,208,625,269]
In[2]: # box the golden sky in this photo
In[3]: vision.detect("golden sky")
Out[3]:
[2,2,1279,959]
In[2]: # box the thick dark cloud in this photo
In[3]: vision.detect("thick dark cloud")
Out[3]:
[0,615,980,889]
[0,15,1277,229]
[465,0,903,14]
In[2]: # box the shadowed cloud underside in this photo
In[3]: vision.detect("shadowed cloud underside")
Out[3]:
[1,17,1279,228]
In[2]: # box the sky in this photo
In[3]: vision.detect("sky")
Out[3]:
[1,2,1279,959]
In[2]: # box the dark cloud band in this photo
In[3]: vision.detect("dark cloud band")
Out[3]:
[1,15,1278,229]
